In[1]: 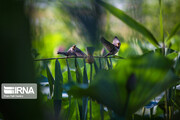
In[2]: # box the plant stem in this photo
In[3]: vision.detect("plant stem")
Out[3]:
[34,56,124,61]
[89,63,93,120]
[150,107,153,119]
[67,96,71,120]
[100,104,104,120]
[99,58,104,120]
[132,114,134,120]
[99,58,102,70]
[109,58,113,69]
[165,90,169,120]
[66,58,72,120]
[76,100,79,120]
[142,107,146,117]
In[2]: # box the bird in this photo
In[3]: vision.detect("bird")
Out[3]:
[57,45,86,57]
[74,45,87,57]
[100,36,121,57]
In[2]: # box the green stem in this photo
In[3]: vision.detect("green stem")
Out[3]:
[142,107,146,117]
[165,90,169,120]
[106,58,110,69]
[100,104,104,120]
[76,100,79,120]
[132,114,134,120]
[109,58,113,69]
[90,63,93,83]
[34,56,124,61]
[99,58,104,120]
[89,63,93,120]
[99,58,102,70]
[67,96,71,120]
[150,107,153,119]
[66,58,72,120]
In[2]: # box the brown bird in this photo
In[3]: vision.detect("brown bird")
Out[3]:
[57,45,86,57]
[74,45,87,57]
[100,36,121,57]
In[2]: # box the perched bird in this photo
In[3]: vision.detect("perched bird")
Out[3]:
[57,45,86,57]
[74,45,87,57]
[100,36,121,57]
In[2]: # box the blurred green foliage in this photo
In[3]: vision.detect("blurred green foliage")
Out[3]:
[67,53,178,116]
[30,0,180,119]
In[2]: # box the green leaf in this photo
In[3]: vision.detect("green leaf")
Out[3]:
[166,52,178,60]
[106,58,111,70]
[94,60,99,74]
[159,0,164,42]
[83,59,88,84]
[159,0,163,40]
[169,36,180,52]
[166,22,180,42]
[75,58,83,83]
[99,58,102,70]
[67,53,179,116]
[82,97,88,120]
[66,59,74,120]
[75,58,83,120]
[96,0,159,47]
[109,58,113,69]
[100,104,104,120]
[82,59,88,120]
[46,64,54,97]
[66,59,73,83]
[175,55,180,76]
[54,59,63,100]
[54,59,63,118]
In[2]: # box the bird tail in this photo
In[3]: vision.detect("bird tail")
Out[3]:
[57,51,67,56]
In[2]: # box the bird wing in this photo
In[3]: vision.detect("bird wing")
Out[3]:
[101,37,115,52]
[74,47,87,57]
[66,47,76,56]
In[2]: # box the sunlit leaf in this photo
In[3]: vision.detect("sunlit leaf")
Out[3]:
[96,0,159,47]
[170,37,180,52]
[159,0,164,42]
[166,22,180,42]
[67,53,179,116]
[46,64,54,97]
[62,98,77,120]
[166,52,178,60]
